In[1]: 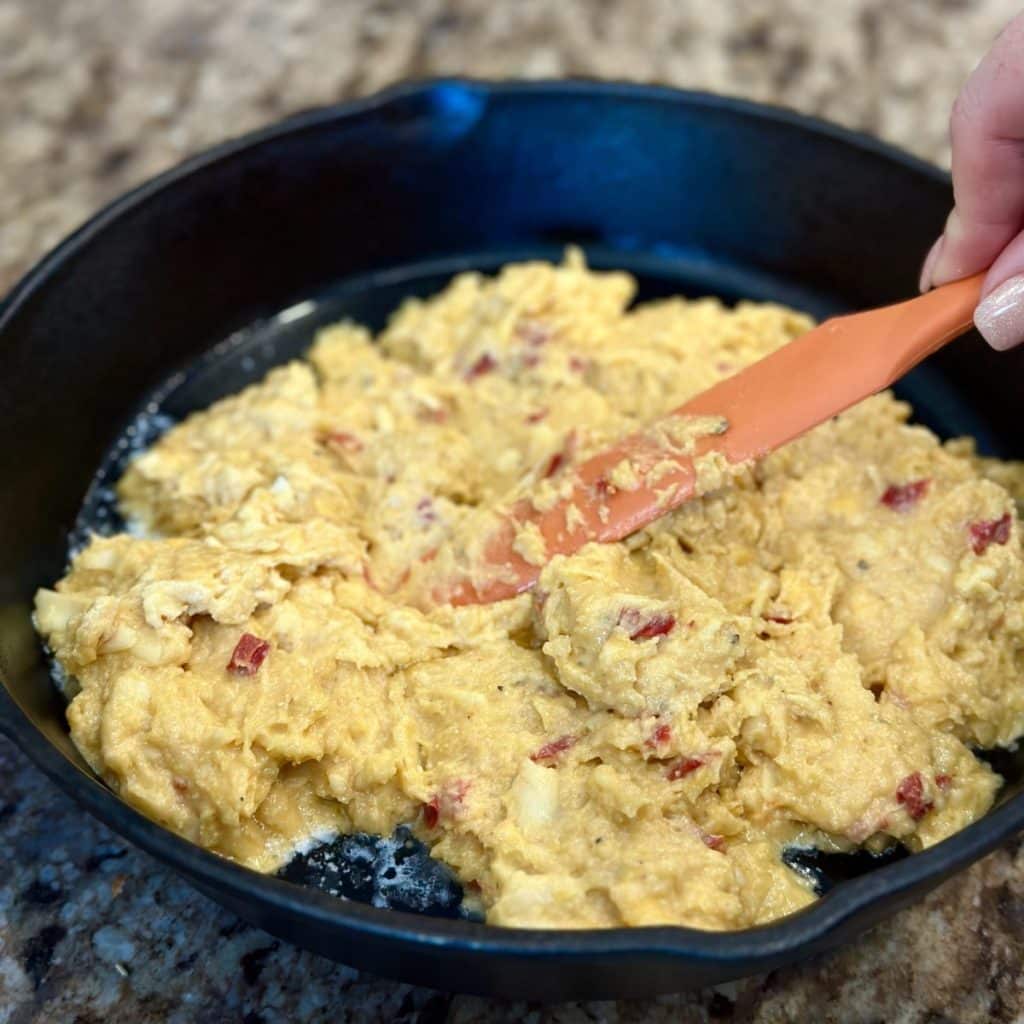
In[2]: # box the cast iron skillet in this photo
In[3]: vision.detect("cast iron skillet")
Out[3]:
[1,80,1022,1000]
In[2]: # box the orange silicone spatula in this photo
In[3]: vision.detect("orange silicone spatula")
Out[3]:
[435,273,985,606]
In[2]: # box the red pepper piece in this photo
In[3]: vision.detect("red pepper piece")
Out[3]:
[422,798,440,829]
[530,734,577,763]
[228,633,270,676]
[646,723,672,749]
[896,772,933,820]
[631,615,676,641]
[701,832,725,852]
[542,431,577,479]
[619,608,676,641]
[423,779,470,828]
[934,773,953,790]
[325,430,363,453]
[516,320,552,347]
[968,513,1012,555]
[880,479,930,512]
[543,451,565,479]
[764,614,792,625]
[415,497,437,525]
[465,353,497,380]
[666,755,706,781]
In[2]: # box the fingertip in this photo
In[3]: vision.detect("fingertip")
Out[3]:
[926,208,968,287]
[919,236,944,293]
[974,274,1024,351]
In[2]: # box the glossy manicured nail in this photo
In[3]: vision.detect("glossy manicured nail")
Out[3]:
[919,236,943,292]
[974,274,1024,351]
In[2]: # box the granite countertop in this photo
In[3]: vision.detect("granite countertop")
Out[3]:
[3,1,1024,1020]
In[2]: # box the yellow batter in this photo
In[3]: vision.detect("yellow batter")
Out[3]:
[33,252,1024,930]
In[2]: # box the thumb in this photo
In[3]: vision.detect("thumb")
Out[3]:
[974,228,1024,350]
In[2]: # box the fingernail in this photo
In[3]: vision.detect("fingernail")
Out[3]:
[919,236,944,292]
[928,208,965,286]
[974,274,1024,351]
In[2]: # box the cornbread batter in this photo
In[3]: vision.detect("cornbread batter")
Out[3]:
[34,253,1024,930]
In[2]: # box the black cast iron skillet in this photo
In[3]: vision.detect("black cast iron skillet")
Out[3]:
[1,80,1022,1000]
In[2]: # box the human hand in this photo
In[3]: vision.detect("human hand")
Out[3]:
[920,13,1024,350]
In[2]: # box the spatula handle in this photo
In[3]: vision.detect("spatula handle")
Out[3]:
[439,274,985,605]
[683,273,985,462]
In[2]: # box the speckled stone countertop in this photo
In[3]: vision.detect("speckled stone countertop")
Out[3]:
[3,1,1024,1020]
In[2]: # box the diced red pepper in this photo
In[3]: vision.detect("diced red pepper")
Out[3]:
[618,607,676,641]
[764,614,792,625]
[896,772,933,820]
[701,831,725,852]
[228,633,270,676]
[541,432,577,479]
[465,353,497,380]
[422,798,440,829]
[543,451,565,479]
[666,755,707,781]
[525,407,549,424]
[934,773,953,790]
[631,615,676,641]
[415,497,437,525]
[646,723,672,749]
[968,513,1012,555]
[325,430,363,453]
[423,779,470,828]
[530,734,576,764]
[516,320,552,347]
[880,478,930,512]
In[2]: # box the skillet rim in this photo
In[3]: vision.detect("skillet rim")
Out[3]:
[1,76,1016,975]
